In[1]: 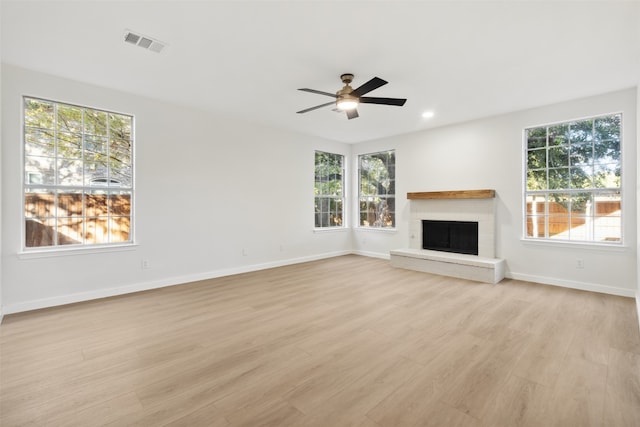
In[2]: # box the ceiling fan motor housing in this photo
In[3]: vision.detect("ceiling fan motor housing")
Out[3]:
[337,74,357,105]
[340,73,354,84]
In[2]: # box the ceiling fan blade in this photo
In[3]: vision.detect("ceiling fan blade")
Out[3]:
[352,77,387,97]
[359,97,407,106]
[346,109,359,120]
[297,101,335,114]
[298,88,338,98]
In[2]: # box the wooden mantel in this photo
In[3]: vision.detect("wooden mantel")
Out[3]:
[407,189,496,200]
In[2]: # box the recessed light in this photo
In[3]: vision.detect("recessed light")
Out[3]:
[422,111,434,119]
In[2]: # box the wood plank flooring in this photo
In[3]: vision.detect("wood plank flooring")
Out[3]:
[1,254,639,426]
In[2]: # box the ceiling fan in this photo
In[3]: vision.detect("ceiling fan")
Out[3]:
[296,74,407,120]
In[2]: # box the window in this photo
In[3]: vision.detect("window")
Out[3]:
[23,97,134,249]
[358,150,395,228]
[314,151,344,228]
[525,114,621,243]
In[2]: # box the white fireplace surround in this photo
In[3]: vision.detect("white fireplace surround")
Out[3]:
[390,191,505,284]
[409,198,495,257]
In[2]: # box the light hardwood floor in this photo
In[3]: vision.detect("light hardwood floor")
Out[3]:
[1,255,639,426]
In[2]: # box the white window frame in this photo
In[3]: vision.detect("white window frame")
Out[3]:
[358,149,396,229]
[22,96,135,252]
[523,113,622,245]
[314,150,345,229]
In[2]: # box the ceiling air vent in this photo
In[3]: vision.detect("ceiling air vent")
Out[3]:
[123,30,166,53]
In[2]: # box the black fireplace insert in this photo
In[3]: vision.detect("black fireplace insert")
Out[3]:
[422,220,479,255]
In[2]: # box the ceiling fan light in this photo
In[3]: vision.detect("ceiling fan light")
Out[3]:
[336,99,358,110]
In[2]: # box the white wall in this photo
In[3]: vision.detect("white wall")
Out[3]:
[1,64,351,313]
[353,88,638,297]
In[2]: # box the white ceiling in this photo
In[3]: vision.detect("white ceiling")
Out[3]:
[2,1,639,143]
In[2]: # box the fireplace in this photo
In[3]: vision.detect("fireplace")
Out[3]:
[422,220,479,255]
[391,189,505,284]
[406,190,496,258]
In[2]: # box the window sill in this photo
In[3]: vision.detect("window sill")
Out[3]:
[18,243,138,259]
[354,226,397,233]
[313,227,348,233]
[520,238,627,252]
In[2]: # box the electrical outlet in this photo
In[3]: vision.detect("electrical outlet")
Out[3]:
[576,259,584,269]
[142,258,150,269]
[242,248,248,256]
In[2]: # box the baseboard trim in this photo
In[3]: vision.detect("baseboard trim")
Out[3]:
[351,250,390,260]
[507,272,636,298]
[4,251,636,315]
[2,250,352,315]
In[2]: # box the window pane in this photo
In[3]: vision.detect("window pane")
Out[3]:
[58,132,83,159]
[110,216,131,242]
[110,192,131,216]
[109,113,132,140]
[594,215,621,242]
[58,191,83,216]
[526,194,547,238]
[84,109,108,136]
[85,217,109,244]
[26,218,56,247]
[25,189,54,218]
[527,149,546,170]
[568,193,592,241]
[58,158,84,186]
[594,192,621,242]
[526,215,545,238]
[24,98,55,129]
[548,124,569,145]
[57,218,83,245]
[548,168,569,189]
[110,165,131,187]
[594,115,620,142]
[570,165,593,189]
[548,146,568,168]
[594,163,620,188]
[594,192,621,216]
[527,127,546,149]
[25,128,55,157]
[359,196,394,227]
[85,135,108,156]
[25,156,56,185]
[57,104,83,133]
[85,161,109,186]
[85,191,109,216]
[594,139,619,162]
[548,193,569,239]
[24,188,56,246]
[570,142,593,166]
[569,120,593,143]
[110,139,132,166]
[570,192,592,215]
[527,169,546,190]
